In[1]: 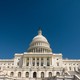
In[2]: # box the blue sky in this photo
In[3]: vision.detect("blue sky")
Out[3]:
[0,0,80,59]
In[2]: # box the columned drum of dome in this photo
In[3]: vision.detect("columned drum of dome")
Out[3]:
[27,29,52,53]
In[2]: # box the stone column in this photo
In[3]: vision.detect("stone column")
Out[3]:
[29,57,31,66]
[35,57,37,66]
[23,58,26,67]
[52,56,53,66]
[50,58,51,66]
[44,57,46,66]
[31,57,32,66]
[39,58,41,66]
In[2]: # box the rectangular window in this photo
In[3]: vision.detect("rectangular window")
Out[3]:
[33,62,35,66]
[47,57,49,60]
[57,63,59,66]
[37,58,39,60]
[26,62,29,66]
[41,62,43,66]
[27,58,29,60]
[37,62,39,66]
[41,58,43,60]
[33,58,35,60]
[47,62,50,66]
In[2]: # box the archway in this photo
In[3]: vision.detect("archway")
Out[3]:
[26,72,29,78]
[18,72,21,77]
[56,72,60,76]
[10,72,14,77]
[33,72,37,78]
[41,72,44,78]
[49,72,52,77]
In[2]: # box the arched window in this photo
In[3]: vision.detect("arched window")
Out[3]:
[49,72,52,77]
[41,72,44,78]
[18,72,21,77]
[56,72,60,76]
[33,72,37,78]
[10,72,14,77]
[26,72,29,78]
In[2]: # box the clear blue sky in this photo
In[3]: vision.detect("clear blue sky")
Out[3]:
[0,0,80,59]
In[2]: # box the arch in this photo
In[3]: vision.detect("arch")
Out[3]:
[10,72,14,77]
[41,72,44,78]
[56,72,60,76]
[18,72,21,77]
[49,72,52,77]
[33,72,37,78]
[25,72,29,78]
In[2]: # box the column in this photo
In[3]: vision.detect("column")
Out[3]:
[29,57,31,66]
[39,58,41,66]
[23,58,26,67]
[31,57,32,66]
[50,58,51,66]
[45,58,47,66]
[35,57,37,66]
[52,56,54,66]
[44,57,46,66]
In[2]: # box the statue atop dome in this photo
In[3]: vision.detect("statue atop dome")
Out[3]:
[38,27,42,35]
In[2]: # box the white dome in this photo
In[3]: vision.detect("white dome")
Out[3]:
[33,35,48,43]
[27,29,52,53]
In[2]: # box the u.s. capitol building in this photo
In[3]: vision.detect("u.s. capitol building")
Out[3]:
[0,29,80,80]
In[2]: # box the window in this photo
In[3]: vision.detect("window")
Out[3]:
[41,62,43,66]
[12,63,14,65]
[33,72,37,78]
[37,58,39,60]
[17,62,19,66]
[37,62,39,66]
[49,72,52,77]
[33,62,35,66]
[18,72,21,77]
[57,63,59,66]
[7,66,9,68]
[10,72,14,77]
[26,62,29,66]
[41,58,43,60]
[27,58,29,60]
[47,57,49,60]
[47,62,50,66]
[26,72,29,78]
[56,72,60,76]
[33,58,35,60]
[41,72,44,78]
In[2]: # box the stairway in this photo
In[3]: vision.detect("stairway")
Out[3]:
[68,71,80,80]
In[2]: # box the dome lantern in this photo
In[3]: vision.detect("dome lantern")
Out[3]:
[38,29,42,35]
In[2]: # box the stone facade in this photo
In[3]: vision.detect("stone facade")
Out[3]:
[0,29,80,80]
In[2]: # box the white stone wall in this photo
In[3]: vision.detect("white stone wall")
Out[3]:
[0,52,80,79]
